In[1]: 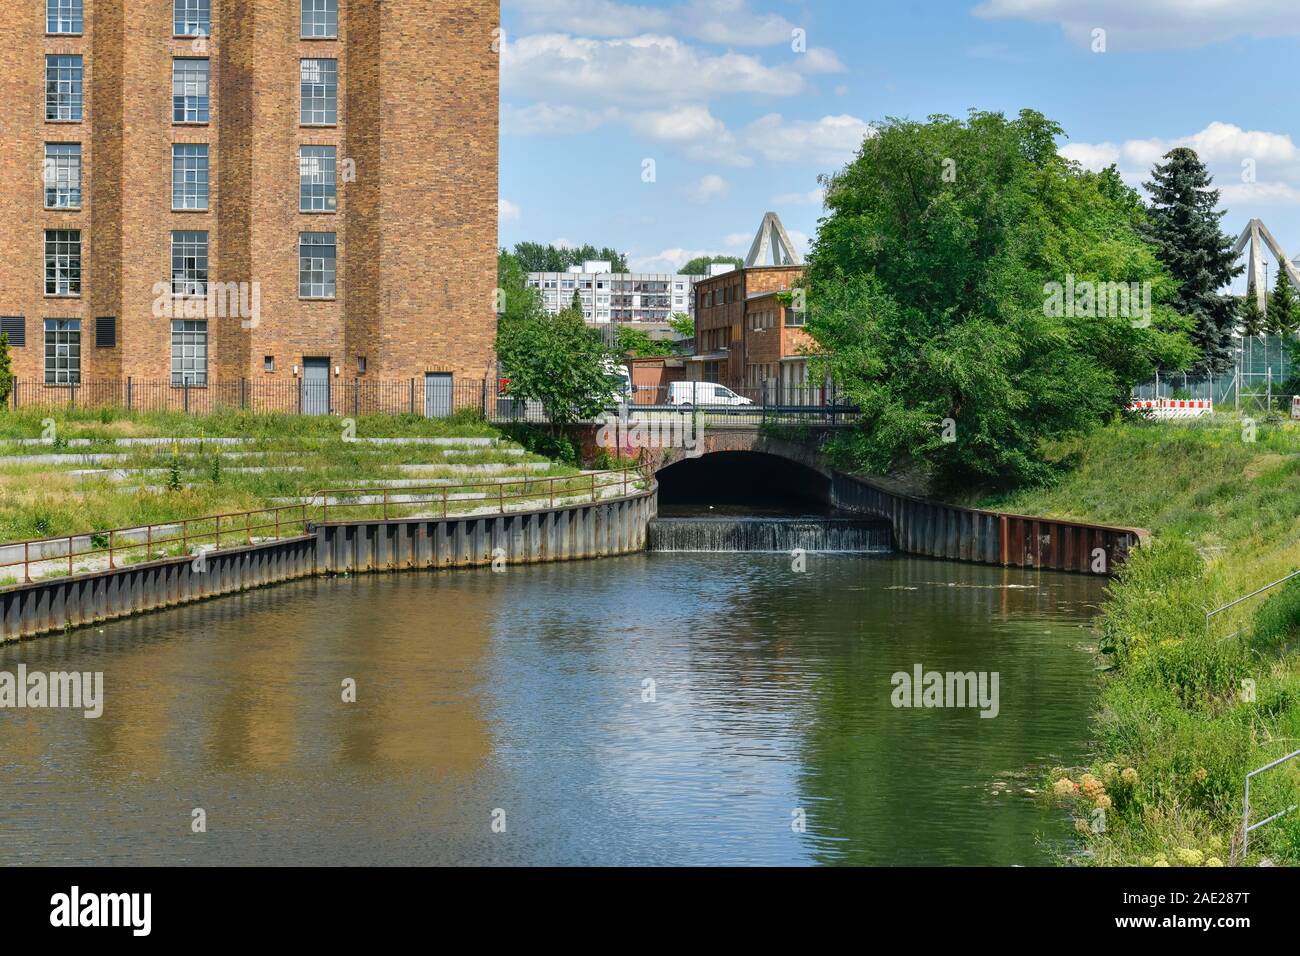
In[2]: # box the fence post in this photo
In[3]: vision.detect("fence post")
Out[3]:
[69,381,76,409]
[409,378,416,415]
[183,381,190,414]
[126,376,132,411]
[481,378,488,417]
[353,379,360,418]
[297,376,303,415]
[241,378,248,410]
[10,377,16,410]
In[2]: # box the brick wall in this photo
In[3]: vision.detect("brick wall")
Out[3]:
[0,0,499,392]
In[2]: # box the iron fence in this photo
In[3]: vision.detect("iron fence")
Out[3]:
[6,378,859,425]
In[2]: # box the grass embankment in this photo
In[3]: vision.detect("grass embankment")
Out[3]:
[977,417,1300,866]
[0,407,587,552]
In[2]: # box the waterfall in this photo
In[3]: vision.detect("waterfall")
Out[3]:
[647,517,892,553]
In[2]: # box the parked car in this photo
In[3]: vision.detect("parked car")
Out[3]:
[666,381,754,407]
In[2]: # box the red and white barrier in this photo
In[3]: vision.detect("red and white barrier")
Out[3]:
[1126,398,1213,419]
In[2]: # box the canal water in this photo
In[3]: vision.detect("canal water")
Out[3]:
[0,553,1105,866]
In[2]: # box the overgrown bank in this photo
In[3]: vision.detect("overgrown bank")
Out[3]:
[979,416,1300,866]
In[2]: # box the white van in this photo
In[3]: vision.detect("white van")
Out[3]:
[666,381,754,407]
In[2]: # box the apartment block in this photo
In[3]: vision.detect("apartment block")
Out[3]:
[527,262,703,324]
[0,0,499,399]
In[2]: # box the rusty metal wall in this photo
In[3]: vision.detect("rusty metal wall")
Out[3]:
[829,472,1144,574]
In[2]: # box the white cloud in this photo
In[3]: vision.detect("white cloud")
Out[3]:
[974,0,1300,51]
[793,48,847,74]
[499,198,522,222]
[628,104,727,142]
[685,174,729,202]
[502,33,808,104]
[502,102,614,136]
[743,113,874,166]
[508,0,802,47]
[1065,122,1300,208]
[630,247,729,272]
[772,187,825,206]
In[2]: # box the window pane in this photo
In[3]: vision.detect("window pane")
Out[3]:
[174,0,211,37]
[44,229,81,295]
[173,59,210,123]
[43,319,81,384]
[298,145,337,212]
[45,55,83,121]
[47,0,84,34]
[299,232,336,298]
[301,0,338,39]
[172,143,209,210]
[171,230,209,296]
[43,143,82,209]
[170,320,208,385]
[300,59,337,125]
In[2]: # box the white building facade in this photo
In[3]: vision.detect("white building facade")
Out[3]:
[527,261,704,324]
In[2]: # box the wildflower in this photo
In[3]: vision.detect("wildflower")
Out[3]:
[1174,847,1204,866]
[1192,767,1209,785]
[1120,767,1138,786]
[1080,773,1106,800]
[1205,857,1224,867]
[1053,777,1077,798]
[1094,793,1112,810]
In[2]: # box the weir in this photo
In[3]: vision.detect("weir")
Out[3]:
[647,516,891,553]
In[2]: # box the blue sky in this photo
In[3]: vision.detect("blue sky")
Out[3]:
[499,0,1300,289]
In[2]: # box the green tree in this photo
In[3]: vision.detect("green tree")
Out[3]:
[1143,148,1243,372]
[1268,268,1298,335]
[668,312,694,338]
[678,255,742,276]
[0,333,12,408]
[1239,294,1267,337]
[495,298,613,429]
[497,249,544,326]
[804,110,1195,491]
[615,325,672,358]
[512,242,629,273]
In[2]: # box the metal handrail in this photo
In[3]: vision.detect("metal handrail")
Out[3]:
[0,503,311,587]
[0,468,652,588]
[315,468,648,524]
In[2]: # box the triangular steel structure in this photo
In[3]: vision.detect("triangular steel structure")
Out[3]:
[1232,218,1300,310]
[744,212,802,268]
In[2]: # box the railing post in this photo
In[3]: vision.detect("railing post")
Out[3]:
[409,378,416,415]
[126,376,132,411]
[146,525,152,562]
[383,489,389,520]
[214,515,221,551]
[443,487,448,518]
[353,379,360,417]
[183,381,190,414]
[245,511,252,545]
[23,541,31,584]
[108,529,115,569]
[68,534,73,577]
[69,381,76,409]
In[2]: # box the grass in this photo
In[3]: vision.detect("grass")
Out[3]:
[976,414,1300,866]
[0,407,597,567]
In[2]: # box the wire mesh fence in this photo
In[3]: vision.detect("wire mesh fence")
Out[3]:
[1130,336,1298,415]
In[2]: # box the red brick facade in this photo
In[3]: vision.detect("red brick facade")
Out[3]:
[0,1,499,394]
[690,265,808,392]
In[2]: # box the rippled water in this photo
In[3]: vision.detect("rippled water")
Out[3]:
[0,553,1106,865]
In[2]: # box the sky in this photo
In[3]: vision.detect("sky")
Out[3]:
[498,0,1300,290]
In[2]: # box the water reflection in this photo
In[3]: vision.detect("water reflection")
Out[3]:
[0,554,1105,865]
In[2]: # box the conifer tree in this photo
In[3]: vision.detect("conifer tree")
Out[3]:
[1144,148,1243,371]
[1268,267,1298,335]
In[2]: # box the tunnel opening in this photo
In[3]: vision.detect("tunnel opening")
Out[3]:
[656,451,833,517]
[649,451,893,553]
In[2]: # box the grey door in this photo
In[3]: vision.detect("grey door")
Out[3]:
[302,357,331,415]
[424,372,453,418]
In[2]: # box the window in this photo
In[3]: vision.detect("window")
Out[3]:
[299,145,337,211]
[47,0,83,34]
[173,59,210,123]
[264,355,275,373]
[43,144,82,208]
[171,320,208,385]
[301,0,338,38]
[171,230,209,296]
[0,317,25,348]
[44,230,81,295]
[44,319,80,384]
[300,59,337,125]
[785,306,805,327]
[299,232,336,297]
[174,0,211,37]
[95,316,116,348]
[45,55,83,121]
[172,143,209,210]
[357,356,367,375]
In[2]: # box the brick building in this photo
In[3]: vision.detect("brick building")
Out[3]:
[689,212,819,400]
[0,0,498,409]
